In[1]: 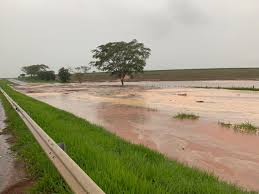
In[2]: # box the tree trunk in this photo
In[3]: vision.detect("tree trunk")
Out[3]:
[120,78,124,86]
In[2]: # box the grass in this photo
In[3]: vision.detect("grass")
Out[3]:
[0,89,71,193]
[218,121,233,128]
[218,121,258,134]
[223,87,259,91]
[0,80,256,194]
[196,86,259,92]
[174,113,200,120]
[234,122,258,134]
[71,68,259,82]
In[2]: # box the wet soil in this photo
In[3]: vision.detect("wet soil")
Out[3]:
[1,179,34,194]
[14,81,259,191]
[0,101,33,194]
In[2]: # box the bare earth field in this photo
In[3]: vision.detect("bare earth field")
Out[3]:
[14,80,259,191]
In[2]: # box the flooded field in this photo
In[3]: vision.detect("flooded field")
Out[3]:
[126,80,259,88]
[14,80,259,191]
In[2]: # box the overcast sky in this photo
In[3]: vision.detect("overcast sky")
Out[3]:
[1,0,259,77]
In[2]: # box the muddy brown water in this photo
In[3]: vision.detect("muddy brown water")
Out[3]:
[14,81,259,191]
[0,101,30,193]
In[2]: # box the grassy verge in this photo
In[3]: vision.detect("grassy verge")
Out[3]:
[174,113,200,120]
[195,86,259,92]
[0,80,255,194]
[0,89,71,193]
[218,121,258,134]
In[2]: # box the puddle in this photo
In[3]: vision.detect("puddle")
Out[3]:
[15,81,259,191]
[0,101,30,193]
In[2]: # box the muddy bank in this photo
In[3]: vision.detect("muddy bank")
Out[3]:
[15,81,259,191]
[0,101,32,193]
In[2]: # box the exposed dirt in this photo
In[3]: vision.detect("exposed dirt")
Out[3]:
[1,179,34,194]
[0,101,33,194]
[14,81,259,191]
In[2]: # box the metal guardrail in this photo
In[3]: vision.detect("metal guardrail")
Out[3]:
[0,88,105,194]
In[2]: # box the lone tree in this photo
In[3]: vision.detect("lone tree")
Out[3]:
[58,67,71,83]
[90,39,151,86]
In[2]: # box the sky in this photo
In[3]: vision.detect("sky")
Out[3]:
[1,0,259,77]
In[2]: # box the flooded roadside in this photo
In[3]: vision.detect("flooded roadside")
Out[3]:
[0,100,32,193]
[14,81,259,191]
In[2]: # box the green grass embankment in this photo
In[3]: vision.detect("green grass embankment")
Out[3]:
[0,80,255,194]
[195,86,259,91]
[0,87,71,193]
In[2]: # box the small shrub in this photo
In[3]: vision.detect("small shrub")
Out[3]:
[218,121,258,134]
[174,113,199,120]
[218,121,232,128]
[234,122,258,133]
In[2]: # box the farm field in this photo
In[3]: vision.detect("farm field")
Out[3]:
[70,68,259,82]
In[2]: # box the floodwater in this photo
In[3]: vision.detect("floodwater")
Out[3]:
[0,101,25,192]
[0,100,12,192]
[14,80,259,191]
[0,100,32,193]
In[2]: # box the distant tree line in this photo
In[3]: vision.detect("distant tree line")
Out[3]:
[19,39,151,85]
[19,64,91,83]
[20,64,55,81]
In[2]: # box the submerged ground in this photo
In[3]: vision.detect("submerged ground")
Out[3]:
[0,100,32,193]
[13,80,259,191]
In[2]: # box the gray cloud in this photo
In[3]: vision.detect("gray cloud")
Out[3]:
[1,0,259,77]
[168,0,208,25]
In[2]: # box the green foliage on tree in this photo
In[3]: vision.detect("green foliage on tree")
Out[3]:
[20,64,56,81]
[90,39,151,86]
[74,66,91,83]
[19,74,25,78]
[58,67,71,83]
[37,71,56,81]
[21,64,49,77]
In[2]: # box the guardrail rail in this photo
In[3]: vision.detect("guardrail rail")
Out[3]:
[0,88,105,194]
